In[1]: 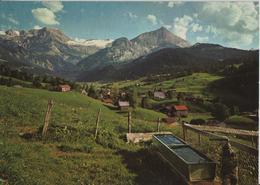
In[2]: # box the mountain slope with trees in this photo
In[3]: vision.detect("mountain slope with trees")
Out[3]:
[79,44,257,81]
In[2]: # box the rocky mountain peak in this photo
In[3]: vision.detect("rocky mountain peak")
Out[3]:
[112,37,132,48]
[131,26,190,48]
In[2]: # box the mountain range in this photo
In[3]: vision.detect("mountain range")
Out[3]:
[0,26,258,81]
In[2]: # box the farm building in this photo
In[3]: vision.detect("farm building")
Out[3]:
[102,98,113,104]
[154,91,166,99]
[102,89,111,98]
[118,101,130,111]
[173,105,188,117]
[58,84,71,92]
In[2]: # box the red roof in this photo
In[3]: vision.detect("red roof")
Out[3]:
[174,105,188,111]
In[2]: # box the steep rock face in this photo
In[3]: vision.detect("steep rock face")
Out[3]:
[0,27,110,75]
[131,26,190,48]
[78,27,190,70]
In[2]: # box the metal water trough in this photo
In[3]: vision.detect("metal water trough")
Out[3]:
[153,134,216,182]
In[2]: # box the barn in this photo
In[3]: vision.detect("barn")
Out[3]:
[118,101,130,111]
[173,105,188,117]
[154,91,166,99]
[58,84,71,92]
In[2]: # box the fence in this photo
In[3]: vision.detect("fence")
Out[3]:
[181,123,258,185]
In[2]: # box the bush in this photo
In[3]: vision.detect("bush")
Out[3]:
[96,130,122,149]
[211,103,230,121]
[38,124,93,142]
[190,119,206,125]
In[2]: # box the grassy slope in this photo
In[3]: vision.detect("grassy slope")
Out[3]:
[115,73,221,121]
[0,85,181,185]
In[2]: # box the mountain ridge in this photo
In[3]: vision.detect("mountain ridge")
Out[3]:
[78,26,190,70]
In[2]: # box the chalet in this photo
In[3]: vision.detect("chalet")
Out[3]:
[103,89,111,98]
[153,91,166,99]
[58,84,71,92]
[118,101,130,111]
[173,105,188,117]
[102,98,113,105]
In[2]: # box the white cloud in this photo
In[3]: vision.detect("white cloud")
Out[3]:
[218,29,254,47]
[168,1,184,8]
[197,2,259,47]
[127,12,138,19]
[196,36,209,43]
[1,14,19,25]
[199,2,258,32]
[191,23,203,32]
[7,17,19,25]
[33,25,42,30]
[32,8,59,25]
[147,14,157,25]
[42,1,63,13]
[193,13,198,18]
[0,31,6,35]
[172,15,193,39]
[205,25,217,35]
[163,24,172,30]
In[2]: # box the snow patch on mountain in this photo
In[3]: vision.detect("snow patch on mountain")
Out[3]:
[67,38,113,48]
[0,31,6,35]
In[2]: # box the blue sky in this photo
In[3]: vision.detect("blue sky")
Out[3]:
[0,1,259,49]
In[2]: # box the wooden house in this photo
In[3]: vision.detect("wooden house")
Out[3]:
[173,105,188,117]
[102,98,113,105]
[58,84,71,92]
[118,101,130,111]
[153,91,166,99]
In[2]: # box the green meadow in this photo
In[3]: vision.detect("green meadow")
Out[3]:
[0,85,182,185]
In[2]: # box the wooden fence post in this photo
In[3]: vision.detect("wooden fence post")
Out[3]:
[182,122,187,141]
[157,117,161,132]
[94,108,101,140]
[198,133,201,146]
[128,111,132,133]
[251,136,255,147]
[42,99,54,137]
[221,142,238,185]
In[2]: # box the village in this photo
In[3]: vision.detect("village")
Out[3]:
[26,78,258,185]
[56,79,258,132]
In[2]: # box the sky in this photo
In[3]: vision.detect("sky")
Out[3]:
[0,1,259,49]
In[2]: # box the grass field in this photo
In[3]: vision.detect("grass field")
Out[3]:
[0,72,256,184]
[0,85,182,185]
[136,73,222,97]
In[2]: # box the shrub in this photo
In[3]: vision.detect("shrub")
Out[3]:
[190,119,206,125]
[96,130,121,149]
